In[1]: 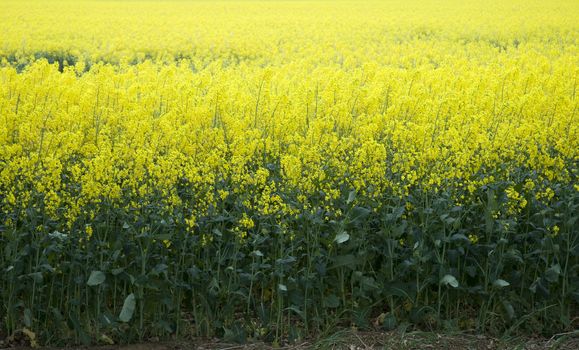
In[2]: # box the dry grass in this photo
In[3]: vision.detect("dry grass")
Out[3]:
[4,329,578,350]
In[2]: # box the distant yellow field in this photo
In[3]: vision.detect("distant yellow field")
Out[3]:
[1,0,578,67]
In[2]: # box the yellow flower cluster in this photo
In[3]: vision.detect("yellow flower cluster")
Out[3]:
[505,186,527,215]
[0,0,577,235]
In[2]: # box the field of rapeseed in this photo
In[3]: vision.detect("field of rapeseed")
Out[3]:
[0,0,577,346]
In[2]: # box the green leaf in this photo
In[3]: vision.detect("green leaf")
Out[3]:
[440,274,459,288]
[505,249,523,264]
[349,206,371,224]
[330,254,358,269]
[450,234,469,243]
[334,231,350,244]
[28,272,43,284]
[347,190,356,204]
[323,294,340,308]
[493,279,510,288]
[87,271,106,286]
[278,284,288,292]
[361,276,379,291]
[502,300,515,320]
[276,256,296,265]
[545,264,561,283]
[392,222,407,237]
[119,293,136,322]
[383,282,412,298]
[285,305,306,320]
[151,263,168,276]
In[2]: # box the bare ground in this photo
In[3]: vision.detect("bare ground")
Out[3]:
[2,329,579,350]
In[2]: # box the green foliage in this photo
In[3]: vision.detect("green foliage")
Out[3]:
[0,173,577,346]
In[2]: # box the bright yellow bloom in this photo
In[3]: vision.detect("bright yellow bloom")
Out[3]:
[468,234,479,245]
[0,0,576,236]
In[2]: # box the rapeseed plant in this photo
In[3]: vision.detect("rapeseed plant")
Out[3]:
[0,0,577,346]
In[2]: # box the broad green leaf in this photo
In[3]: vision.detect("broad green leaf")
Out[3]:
[275,256,296,265]
[334,231,350,244]
[151,263,168,276]
[502,300,515,320]
[361,276,379,291]
[28,272,43,284]
[382,282,412,298]
[493,279,510,288]
[330,254,358,269]
[347,190,356,204]
[323,294,340,308]
[285,306,306,320]
[87,271,106,286]
[545,264,561,283]
[278,284,287,292]
[111,268,124,276]
[440,274,459,288]
[349,206,371,224]
[119,293,136,322]
[392,222,407,237]
[450,234,469,243]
